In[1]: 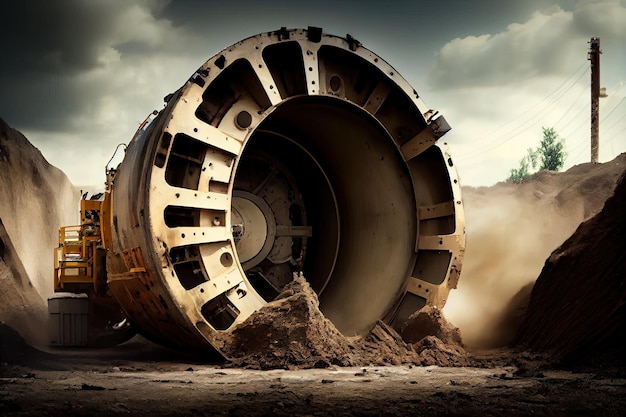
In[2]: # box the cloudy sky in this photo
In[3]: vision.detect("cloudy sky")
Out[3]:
[1,0,625,187]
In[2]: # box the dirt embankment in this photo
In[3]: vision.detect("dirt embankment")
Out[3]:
[0,219,48,346]
[0,118,78,299]
[446,154,626,348]
[516,166,626,370]
[0,117,79,347]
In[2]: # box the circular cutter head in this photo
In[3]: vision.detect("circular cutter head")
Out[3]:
[105,28,465,354]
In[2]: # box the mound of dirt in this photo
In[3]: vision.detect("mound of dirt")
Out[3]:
[0,117,77,300]
[0,117,77,347]
[0,219,48,347]
[412,336,471,367]
[224,274,419,369]
[400,305,463,345]
[224,274,468,370]
[516,166,626,370]
[447,153,626,348]
[224,274,361,369]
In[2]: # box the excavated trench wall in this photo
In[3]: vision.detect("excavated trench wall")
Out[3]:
[444,154,626,348]
[517,162,626,367]
[0,117,78,345]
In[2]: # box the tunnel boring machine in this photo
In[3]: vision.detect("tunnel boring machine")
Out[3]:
[52,27,465,354]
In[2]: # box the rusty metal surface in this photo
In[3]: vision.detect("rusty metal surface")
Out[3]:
[105,27,465,355]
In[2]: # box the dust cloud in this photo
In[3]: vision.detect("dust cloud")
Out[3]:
[444,155,626,348]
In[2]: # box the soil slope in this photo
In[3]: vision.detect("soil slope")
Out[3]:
[446,154,626,348]
[0,117,78,346]
[516,167,626,370]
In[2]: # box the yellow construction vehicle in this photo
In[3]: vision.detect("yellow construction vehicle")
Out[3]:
[54,198,106,294]
[50,177,133,346]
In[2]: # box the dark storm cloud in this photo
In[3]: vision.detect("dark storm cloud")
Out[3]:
[2,1,123,76]
[0,0,172,131]
[428,8,575,89]
[0,0,589,134]
[148,0,550,99]
[0,0,451,132]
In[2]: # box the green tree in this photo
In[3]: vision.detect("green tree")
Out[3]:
[507,127,565,183]
[537,127,565,171]
[508,148,538,183]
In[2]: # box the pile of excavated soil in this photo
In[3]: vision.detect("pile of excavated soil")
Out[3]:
[0,117,78,348]
[0,117,78,302]
[0,219,48,347]
[223,274,469,370]
[399,305,463,345]
[446,153,626,348]
[399,306,470,367]
[516,166,626,371]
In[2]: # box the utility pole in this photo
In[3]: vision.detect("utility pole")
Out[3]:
[588,37,601,163]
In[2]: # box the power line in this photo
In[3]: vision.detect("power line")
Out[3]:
[481,62,589,139]
[603,112,626,133]
[600,94,626,123]
[457,63,589,162]
[553,87,588,130]
[495,66,589,140]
